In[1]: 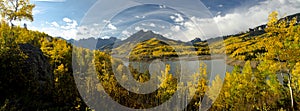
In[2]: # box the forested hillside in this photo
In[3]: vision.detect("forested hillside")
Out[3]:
[0,21,91,110]
[209,12,300,110]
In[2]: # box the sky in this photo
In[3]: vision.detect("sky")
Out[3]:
[24,0,300,41]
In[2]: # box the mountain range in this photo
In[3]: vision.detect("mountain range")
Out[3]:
[68,12,300,54]
[71,30,189,51]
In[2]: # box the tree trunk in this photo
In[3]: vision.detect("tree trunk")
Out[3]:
[287,72,294,109]
[278,57,294,109]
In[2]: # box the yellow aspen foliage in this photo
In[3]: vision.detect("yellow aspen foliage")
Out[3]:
[156,64,177,102]
[208,75,223,101]
[292,62,300,90]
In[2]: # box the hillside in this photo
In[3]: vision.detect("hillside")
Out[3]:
[129,38,189,61]
[0,22,89,110]
[111,30,189,58]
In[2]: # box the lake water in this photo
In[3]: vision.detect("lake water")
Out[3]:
[124,59,234,81]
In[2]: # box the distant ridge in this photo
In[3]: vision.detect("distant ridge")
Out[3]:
[66,12,300,50]
[248,12,300,36]
[114,30,182,47]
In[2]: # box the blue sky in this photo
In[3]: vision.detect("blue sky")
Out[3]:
[26,0,300,41]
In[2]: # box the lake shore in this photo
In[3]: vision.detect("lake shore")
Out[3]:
[126,54,225,62]
[126,54,260,68]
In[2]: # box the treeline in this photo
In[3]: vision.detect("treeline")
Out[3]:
[129,38,210,61]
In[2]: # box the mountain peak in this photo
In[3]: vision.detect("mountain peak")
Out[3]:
[131,30,155,38]
[190,38,202,44]
[121,30,164,43]
[136,29,147,33]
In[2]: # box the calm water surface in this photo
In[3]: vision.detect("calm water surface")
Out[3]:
[124,59,234,81]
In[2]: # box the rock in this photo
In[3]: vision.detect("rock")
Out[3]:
[19,44,54,96]
[10,44,54,110]
[0,43,55,110]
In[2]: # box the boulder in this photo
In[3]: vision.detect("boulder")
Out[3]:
[19,44,54,97]
[0,44,54,110]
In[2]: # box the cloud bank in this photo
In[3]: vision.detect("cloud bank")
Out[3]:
[29,17,78,40]
[211,0,300,36]
[33,0,300,41]
[168,0,300,41]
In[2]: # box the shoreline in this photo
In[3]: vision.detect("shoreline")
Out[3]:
[126,54,260,68]
[127,54,226,62]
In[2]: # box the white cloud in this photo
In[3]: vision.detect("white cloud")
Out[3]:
[149,23,156,27]
[171,25,180,32]
[77,26,89,35]
[102,20,117,30]
[121,30,133,38]
[173,13,184,23]
[170,13,185,24]
[61,20,78,30]
[134,26,149,32]
[76,25,102,39]
[279,0,286,4]
[93,23,100,26]
[30,0,300,41]
[32,9,43,15]
[159,5,166,8]
[63,17,73,23]
[211,0,300,36]
[107,23,117,30]
[32,27,77,40]
[218,4,223,8]
[122,30,130,35]
[170,0,300,41]
[33,18,79,40]
[163,33,172,38]
[61,29,78,40]
[51,22,59,27]
[103,20,110,23]
[170,16,175,20]
[102,36,110,39]
[135,26,141,31]
[135,16,145,19]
